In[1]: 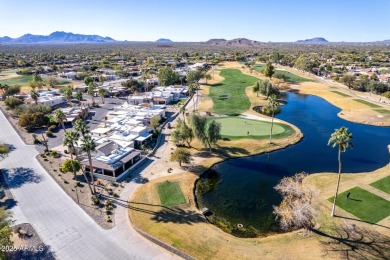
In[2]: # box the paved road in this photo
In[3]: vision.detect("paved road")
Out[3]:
[0,109,177,259]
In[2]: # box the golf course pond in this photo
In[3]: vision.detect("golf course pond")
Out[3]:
[195,92,390,237]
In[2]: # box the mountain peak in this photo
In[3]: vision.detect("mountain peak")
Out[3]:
[0,31,115,44]
[296,37,329,43]
[156,38,172,43]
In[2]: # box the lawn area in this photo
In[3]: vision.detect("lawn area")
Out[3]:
[375,109,390,114]
[209,116,294,140]
[328,186,390,223]
[157,181,186,207]
[331,90,351,97]
[0,75,71,87]
[0,75,33,86]
[253,64,311,83]
[353,99,382,108]
[370,175,390,194]
[209,69,258,115]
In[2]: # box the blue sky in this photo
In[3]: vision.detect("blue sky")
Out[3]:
[1,0,390,42]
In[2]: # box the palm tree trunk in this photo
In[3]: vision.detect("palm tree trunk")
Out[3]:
[61,122,67,133]
[269,112,275,144]
[88,153,97,194]
[331,149,342,217]
[69,152,79,203]
[72,143,93,194]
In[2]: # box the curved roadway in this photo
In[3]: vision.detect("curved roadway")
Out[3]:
[0,110,177,259]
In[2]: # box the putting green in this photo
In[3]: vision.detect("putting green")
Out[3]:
[210,117,294,139]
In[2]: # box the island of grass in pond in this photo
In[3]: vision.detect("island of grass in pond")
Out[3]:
[196,93,390,237]
[209,117,294,140]
[209,69,258,115]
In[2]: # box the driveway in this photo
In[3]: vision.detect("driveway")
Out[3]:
[0,109,177,259]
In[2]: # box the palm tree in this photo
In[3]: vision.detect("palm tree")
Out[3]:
[328,127,353,217]
[80,136,97,194]
[74,119,90,138]
[87,82,96,105]
[268,94,278,144]
[30,90,38,105]
[53,109,67,132]
[63,131,93,195]
[98,88,106,104]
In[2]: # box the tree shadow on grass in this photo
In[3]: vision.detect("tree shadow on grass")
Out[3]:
[314,223,390,260]
[335,215,390,230]
[129,202,206,225]
[2,167,42,188]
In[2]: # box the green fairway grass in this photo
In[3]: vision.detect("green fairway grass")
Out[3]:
[353,99,382,108]
[157,181,186,207]
[209,69,258,115]
[254,64,311,83]
[374,109,390,114]
[328,186,390,223]
[0,69,18,76]
[209,116,294,140]
[0,75,71,87]
[331,90,351,97]
[0,75,34,86]
[370,176,390,194]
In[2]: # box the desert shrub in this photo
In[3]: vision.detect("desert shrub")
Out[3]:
[61,159,81,173]
[49,150,57,157]
[48,125,56,131]
[46,131,54,137]
[4,97,23,109]
[382,91,390,99]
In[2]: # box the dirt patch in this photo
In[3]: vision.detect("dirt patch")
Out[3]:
[36,153,122,229]
[9,223,55,259]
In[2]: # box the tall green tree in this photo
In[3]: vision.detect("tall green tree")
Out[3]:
[328,127,353,217]
[170,148,191,167]
[63,86,73,103]
[80,136,97,195]
[171,118,194,147]
[207,120,222,146]
[188,113,221,152]
[30,90,39,105]
[87,82,96,105]
[340,74,356,89]
[52,109,67,132]
[253,81,260,97]
[268,94,279,144]
[150,115,161,133]
[98,88,106,104]
[158,67,178,86]
[63,130,93,196]
[263,61,275,79]
[74,119,90,137]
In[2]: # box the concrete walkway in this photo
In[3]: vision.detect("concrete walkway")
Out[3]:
[0,109,177,259]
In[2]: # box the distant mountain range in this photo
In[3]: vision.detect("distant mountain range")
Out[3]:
[205,38,262,46]
[0,31,115,44]
[296,37,329,43]
[156,38,172,43]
